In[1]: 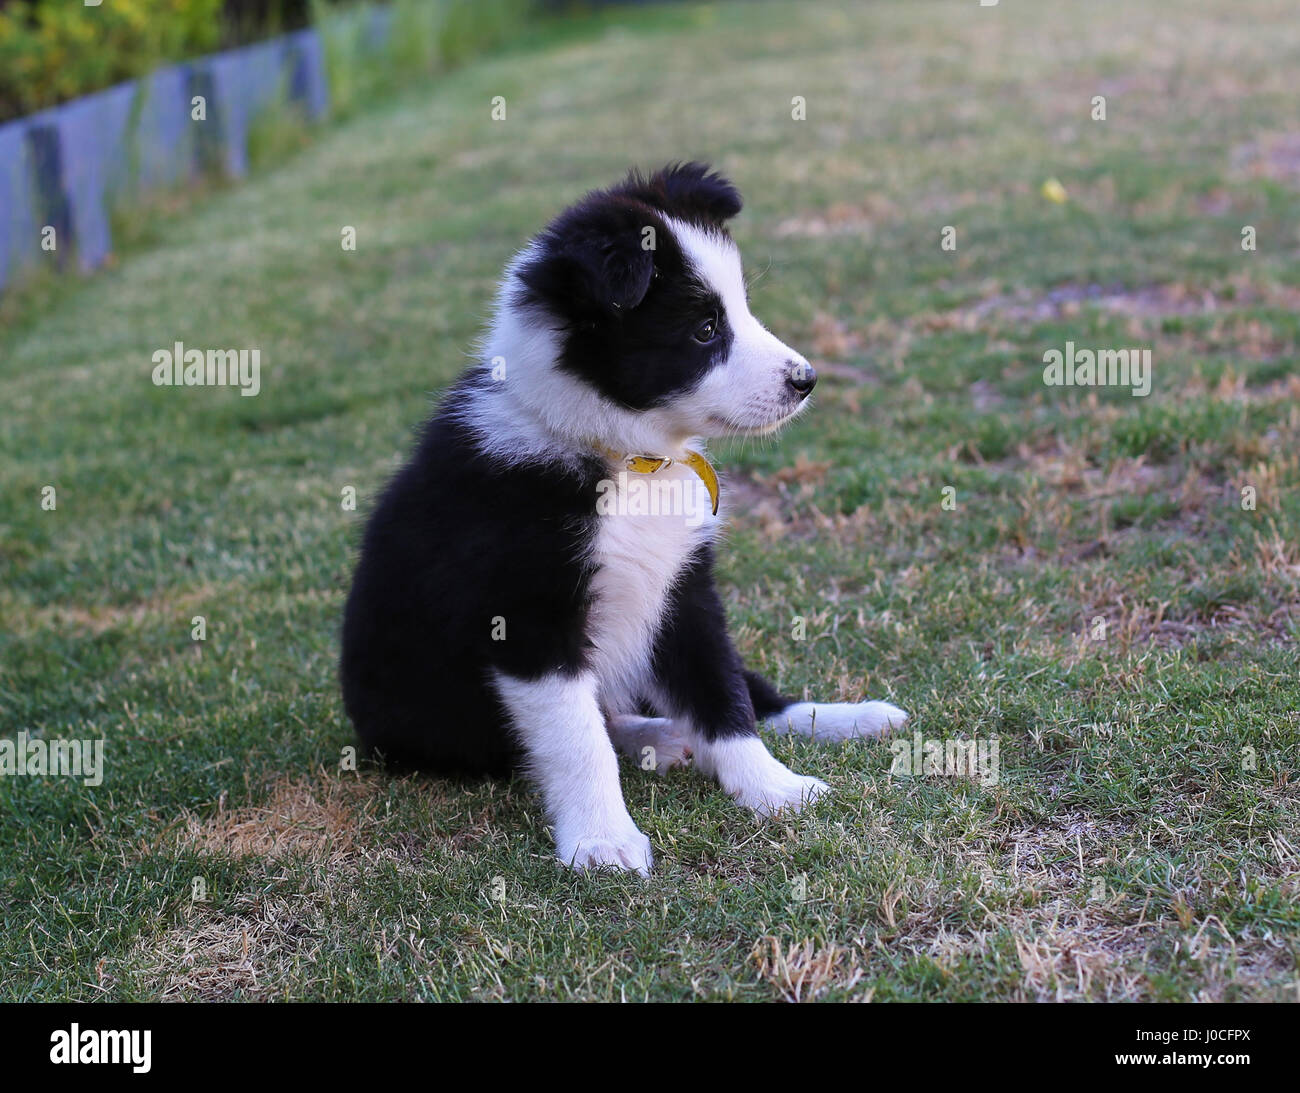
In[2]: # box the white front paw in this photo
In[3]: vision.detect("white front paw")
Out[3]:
[556,822,653,876]
[696,734,832,818]
[734,770,830,818]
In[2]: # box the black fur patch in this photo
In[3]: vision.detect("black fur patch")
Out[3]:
[515,164,742,409]
[341,375,604,774]
[339,165,782,776]
[612,162,743,228]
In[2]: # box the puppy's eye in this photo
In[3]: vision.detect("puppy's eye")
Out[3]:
[693,315,719,344]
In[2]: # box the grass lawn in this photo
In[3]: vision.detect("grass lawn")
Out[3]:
[2,0,1298,1002]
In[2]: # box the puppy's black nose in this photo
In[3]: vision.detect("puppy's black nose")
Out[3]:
[786,361,817,398]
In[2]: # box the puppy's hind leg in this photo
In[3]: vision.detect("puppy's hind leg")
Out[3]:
[745,669,907,742]
[606,713,693,774]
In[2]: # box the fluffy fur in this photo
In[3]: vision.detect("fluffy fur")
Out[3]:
[340,163,907,873]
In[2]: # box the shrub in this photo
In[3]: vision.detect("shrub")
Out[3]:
[310,0,537,121]
[0,0,224,122]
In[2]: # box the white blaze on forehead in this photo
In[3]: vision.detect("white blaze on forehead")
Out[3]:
[460,213,810,467]
[661,216,811,437]
[665,218,749,320]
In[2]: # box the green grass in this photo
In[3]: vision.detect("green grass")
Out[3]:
[2,0,1299,1002]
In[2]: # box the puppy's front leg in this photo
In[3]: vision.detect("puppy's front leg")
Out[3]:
[691,733,830,817]
[652,547,829,816]
[495,670,652,875]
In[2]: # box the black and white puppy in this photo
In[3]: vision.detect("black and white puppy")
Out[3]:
[341,163,906,874]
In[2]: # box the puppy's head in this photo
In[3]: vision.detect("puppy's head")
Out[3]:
[510,163,815,446]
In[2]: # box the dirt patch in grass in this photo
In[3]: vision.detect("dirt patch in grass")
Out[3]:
[771,196,898,239]
[805,311,863,359]
[974,283,1239,323]
[134,895,326,1001]
[1087,521,1299,644]
[908,814,1298,1000]
[135,773,394,999]
[15,584,226,640]
[1010,911,1162,1001]
[1012,906,1297,1001]
[1157,320,1294,366]
[726,464,835,542]
[923,278,1300,330]
[177,774,377,862]
[725,470,789,536]
[129,771,528,1000]
[726,460,886,546]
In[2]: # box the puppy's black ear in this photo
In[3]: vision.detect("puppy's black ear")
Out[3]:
[618,162,743,226]
[519,200,655,320]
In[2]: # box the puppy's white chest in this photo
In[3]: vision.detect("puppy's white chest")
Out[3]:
[587,463,720,704]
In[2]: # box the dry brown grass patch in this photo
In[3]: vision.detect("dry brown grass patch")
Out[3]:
[15,583,225,640]
[751,935,866,1002]
[131,895,327,1001]
[927,276,1300,333]
[133,773,397,999]
[177,773,378,863]
[770,196,897,240]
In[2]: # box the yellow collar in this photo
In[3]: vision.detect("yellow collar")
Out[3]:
[594,445,719,516]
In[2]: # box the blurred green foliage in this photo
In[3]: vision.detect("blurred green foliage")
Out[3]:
[0,0,536,125]
[312,0,535,121]
[0,0,224,121]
